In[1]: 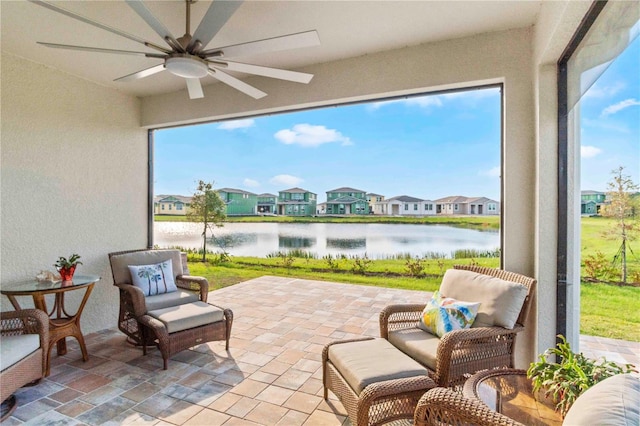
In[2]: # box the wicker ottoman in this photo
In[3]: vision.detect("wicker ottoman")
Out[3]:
[322,337,436,426]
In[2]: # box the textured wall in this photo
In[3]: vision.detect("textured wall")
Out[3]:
[1,52,147,334]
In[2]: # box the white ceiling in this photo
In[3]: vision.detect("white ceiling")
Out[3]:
[1,1,542,99]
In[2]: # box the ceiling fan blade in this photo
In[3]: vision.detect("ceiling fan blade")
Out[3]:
[188,0,243,52]
[208,68,266,99]
[37,42,165,58]
[203,30,320,58]
[125,0,183,52]
[186,78,204,99]
[210,61,313,84]
[115,64,165,82]
[28,0,171,54]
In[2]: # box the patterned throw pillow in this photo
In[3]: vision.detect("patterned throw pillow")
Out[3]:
[417,291,480,338]
[128,260,177,297]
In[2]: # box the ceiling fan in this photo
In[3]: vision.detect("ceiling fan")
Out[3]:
[30,0,320,100]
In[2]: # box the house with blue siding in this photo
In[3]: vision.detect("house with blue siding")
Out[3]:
[257,193,278,214]
[278,188,316,216]
[581,190,606,215]
[325,187,369,215]
[218,188,258,215]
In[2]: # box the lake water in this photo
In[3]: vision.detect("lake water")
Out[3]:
[154,222,500,259]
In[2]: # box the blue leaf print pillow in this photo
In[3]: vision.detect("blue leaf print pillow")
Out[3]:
[417,291,480,338]
[128,260,177,297]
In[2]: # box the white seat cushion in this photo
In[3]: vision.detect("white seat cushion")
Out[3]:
[0,334,40,372]
[327,338,429,395]
[145,290,199,311]
[388,328,439,371]
[563,373,640,425]
[148,301,224,334]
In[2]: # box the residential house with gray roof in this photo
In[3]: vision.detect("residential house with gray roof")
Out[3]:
[278,188,317,216]
[326,187,369,215]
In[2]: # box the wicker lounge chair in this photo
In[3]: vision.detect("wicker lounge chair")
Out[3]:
[108,249,233,369]
[380,265,536,388]
[1,309,49,421]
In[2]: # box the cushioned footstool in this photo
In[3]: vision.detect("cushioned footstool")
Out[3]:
[322,337,436,426]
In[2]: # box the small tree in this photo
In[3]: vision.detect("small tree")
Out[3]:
[186,180,227,262]
[601,166,639,283]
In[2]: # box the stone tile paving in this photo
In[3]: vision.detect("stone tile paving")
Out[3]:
[5,276,638,425]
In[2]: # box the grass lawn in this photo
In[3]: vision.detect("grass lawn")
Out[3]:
[580,216,640,281]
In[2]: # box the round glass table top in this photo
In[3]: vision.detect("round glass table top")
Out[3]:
[1,274,101,293]
[464,369,563,426]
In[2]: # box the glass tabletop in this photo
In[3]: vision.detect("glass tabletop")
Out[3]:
[1,274,101,293]
[466,369,563,426]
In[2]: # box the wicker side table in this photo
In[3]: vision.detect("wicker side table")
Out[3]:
[463,369,563,426]
[323,337,436,426]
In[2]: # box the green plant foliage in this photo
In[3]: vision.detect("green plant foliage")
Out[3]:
[582,251,617,282]
[527,335,637,417]
[350,254,372,275]
[404,257,425,277]
[54,253,82,270]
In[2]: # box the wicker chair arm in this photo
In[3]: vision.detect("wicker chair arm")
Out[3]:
[360,375,436,405]
[176,275,209,302]
[115,283,147,317]
[1,309,49,341]
[434,325,523,386]
[379,303,426,339]
[414,387,523,426]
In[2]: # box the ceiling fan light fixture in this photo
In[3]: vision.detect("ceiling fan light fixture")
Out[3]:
[165,55,208,78]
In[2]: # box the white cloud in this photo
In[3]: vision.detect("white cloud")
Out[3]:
[218,119,255,130]
[480,166,501,177]
[370,88,497,110]
[274,124,352,148]
[583,81,624,99]
[600,98,640,117]
[581,145,602,158]
[243,178,260,187]
[269,174,303,187]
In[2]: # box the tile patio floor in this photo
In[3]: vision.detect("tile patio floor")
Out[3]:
[4,276,639,425]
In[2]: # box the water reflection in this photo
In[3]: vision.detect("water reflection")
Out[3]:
[154,222,499,259]
[279,236,316,249]
[327,238,366,250]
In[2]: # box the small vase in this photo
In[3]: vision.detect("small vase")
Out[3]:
[59,265,76,281]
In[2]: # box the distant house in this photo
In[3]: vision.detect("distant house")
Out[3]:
[325,187,369,215]
[367,193,385,213]
[317,202,327,215]
[154,195,192,215]
[374,195,436,216]
[435,196,499,215]
[218,188,258,215]
[581,190,606,215]
[278,188,317,216]
[257,193,277,214]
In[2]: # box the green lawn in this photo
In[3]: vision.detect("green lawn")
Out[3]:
[181,215,639,342]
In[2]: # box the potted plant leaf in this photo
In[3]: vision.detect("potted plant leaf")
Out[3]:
[527,334,637,417]
[54,254,82,281]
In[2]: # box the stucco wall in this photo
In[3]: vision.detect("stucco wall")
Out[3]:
[0,52,147,334]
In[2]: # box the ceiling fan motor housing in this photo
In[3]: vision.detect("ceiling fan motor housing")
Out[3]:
[165,54,209,78]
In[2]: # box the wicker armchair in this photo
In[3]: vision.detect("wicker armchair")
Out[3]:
[1,309,49,421]
[380,265,536,388]
[413,387,523,426]
[109,249,233,369]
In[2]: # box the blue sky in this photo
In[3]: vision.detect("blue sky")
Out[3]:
[579,36,639,191]
[155,37,638,202]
